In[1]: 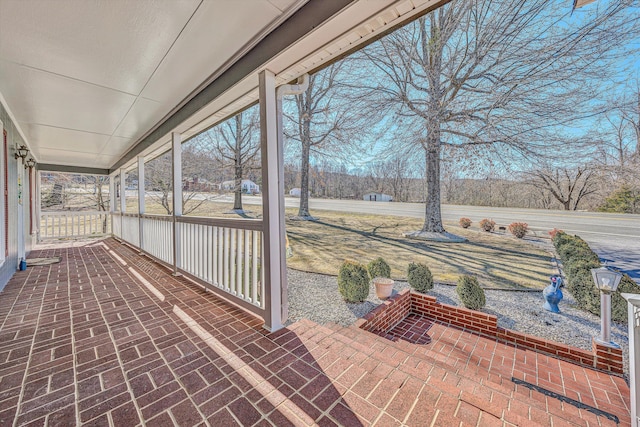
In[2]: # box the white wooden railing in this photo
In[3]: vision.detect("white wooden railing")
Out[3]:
[111,212,265,314]
[178,217,264,308]
[121,213,140,248]
[624,293,640,427]
[39,211,110,241]
[140,214,173,265]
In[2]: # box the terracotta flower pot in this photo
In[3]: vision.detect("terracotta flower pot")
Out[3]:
[373,277,394,300]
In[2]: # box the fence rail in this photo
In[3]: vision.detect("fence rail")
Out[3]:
[110,212,265,313]
[39,211,110,241]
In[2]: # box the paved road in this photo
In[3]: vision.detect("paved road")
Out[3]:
[219,195,640,282]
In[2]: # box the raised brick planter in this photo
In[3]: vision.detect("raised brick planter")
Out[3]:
[356,289,624,376]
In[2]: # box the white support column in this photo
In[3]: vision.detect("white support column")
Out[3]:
[119,168,126,213]
[259,69,286,332]
[109,172,116,236]
[35,170,41,242]
[119,168,126,242]
[624,293,640,427]
[172,132,182,275]
[138,156,145,252]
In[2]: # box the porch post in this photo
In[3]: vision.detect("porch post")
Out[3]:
[172,132,182,275]
[119,168,126,240]
[119,169,126,212]
[259,69,286,332]
[109,172,116,236]
[35,170,41,242]
[624,293,640,427]
[137,156,145,252]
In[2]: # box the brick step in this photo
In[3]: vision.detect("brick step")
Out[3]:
[320,323,597,426]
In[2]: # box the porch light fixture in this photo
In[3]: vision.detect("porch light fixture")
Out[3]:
[24,158,36,169]
[14,145,29,161]
[591,266,622,348]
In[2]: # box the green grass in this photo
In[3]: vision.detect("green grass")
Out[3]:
[126,197,553,290]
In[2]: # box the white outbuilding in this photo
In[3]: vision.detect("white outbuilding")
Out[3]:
[289,188,310,197]
[363,192,392,202]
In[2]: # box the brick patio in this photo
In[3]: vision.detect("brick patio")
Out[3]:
[0,238,631,426]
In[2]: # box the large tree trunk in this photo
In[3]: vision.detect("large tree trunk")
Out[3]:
[298,139,311,217]
[420,14,445,234]
[233,164,243,211]
[298,110,312,217]
[233,116,244,211]
[422,136,445,233]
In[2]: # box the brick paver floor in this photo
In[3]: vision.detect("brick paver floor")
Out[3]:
[0,238,631,426]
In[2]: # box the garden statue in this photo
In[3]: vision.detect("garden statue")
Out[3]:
[543,275,563,313]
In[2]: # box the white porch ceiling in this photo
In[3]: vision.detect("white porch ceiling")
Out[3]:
[0,0,445,172]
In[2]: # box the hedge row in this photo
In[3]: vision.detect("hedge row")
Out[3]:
[552,231,639,323]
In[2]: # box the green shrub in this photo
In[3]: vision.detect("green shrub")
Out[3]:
[338,260,370,303]
[507,222,528,238]
[456,275,486,310]
[479,218,495,232]
[612,275,640,322]
[552,231,640,323]
[408,262,433,293]
[367,257,391,280]
[459,217,472,229]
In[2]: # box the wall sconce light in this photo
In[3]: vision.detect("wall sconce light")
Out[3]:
[14,145,29,161]
[24,158,36,169]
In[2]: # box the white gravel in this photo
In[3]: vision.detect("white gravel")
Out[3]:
[286,268,630,375]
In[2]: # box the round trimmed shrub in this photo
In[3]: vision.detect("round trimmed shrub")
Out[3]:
[367,257,391,280]
[456,275,486,310]
[508,222,528,238]
[459,217,472,229]
[338,260,369,303]
[479,218,495,232]
[408,262,433,293]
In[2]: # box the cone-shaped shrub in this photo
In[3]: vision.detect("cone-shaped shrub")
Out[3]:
[408,262,433,293]
[338,260,369,303]
[456,275,486,310]
[367,257,391,280]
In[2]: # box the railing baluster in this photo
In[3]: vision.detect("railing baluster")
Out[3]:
[252,231,259,304]
[244,229,249,300]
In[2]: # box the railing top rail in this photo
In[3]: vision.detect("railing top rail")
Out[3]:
[41,210,109,216]
[140,213,173,222]
[622,292,640,306]
[177,215,263,231]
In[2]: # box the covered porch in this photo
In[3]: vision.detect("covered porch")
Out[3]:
[0,238,630,425]
[0,0,637,425]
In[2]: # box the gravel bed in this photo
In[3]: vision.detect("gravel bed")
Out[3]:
[287,268,630,375]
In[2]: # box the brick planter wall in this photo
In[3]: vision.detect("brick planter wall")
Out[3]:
[357,290,624,376]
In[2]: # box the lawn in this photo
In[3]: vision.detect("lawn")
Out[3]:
[284,209,552,290]
[125,196,552,290]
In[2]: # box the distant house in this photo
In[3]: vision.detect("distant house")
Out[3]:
[183,176,215,192]
[221,179,260,194]
[363,192,392,202]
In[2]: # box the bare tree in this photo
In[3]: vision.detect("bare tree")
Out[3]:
[145,146,210,215]
[200,109,260,212]
[527,166,598,211]
[355,0,639,236]
[284,62,362,219]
